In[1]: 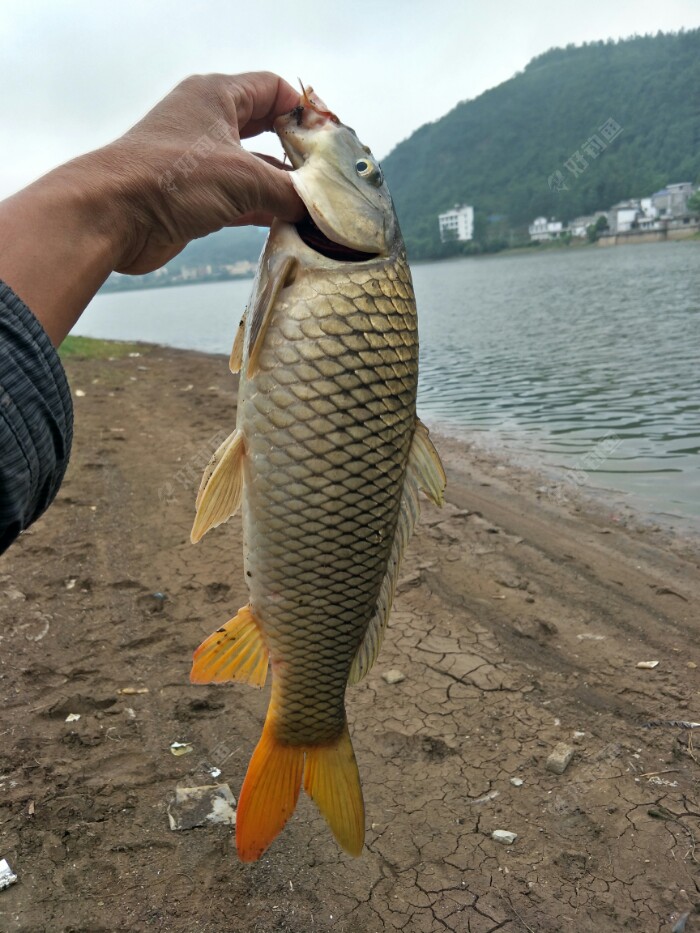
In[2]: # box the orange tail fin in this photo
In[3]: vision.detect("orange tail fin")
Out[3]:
[304,722,365,857]
[236,715,304,862]
[236,711,365,861]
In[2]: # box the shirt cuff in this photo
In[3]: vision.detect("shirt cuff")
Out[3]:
[0,280,73,553]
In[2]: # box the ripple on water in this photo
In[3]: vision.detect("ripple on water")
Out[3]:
[413,241,700,521]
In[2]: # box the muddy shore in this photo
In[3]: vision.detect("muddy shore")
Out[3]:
[1,343,699,933]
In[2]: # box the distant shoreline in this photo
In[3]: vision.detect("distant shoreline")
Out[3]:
[98,230,700,295]
[100,271,255,296]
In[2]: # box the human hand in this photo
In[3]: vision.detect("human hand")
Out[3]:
[0,71,305,344]
[87,71,306,274]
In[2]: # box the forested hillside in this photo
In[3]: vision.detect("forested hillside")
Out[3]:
[382,30,700,258]
[171,225,266,273]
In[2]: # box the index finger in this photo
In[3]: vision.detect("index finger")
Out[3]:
[228,72,301,139]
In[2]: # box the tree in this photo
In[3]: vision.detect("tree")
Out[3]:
[587,215,609,243]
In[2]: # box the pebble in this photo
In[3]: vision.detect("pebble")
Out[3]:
[546,743,575,774]
[0,858,18,890]
[687,662,697,670]
[572,731,586,744]
[382,669,405,685]
[636,660,659,669]
[510,777,524,787]
[492,830,517,845]
[151,592,167,612]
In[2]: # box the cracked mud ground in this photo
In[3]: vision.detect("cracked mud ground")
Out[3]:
[1,345,699,933]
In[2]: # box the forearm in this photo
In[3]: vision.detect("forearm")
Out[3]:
[0,154,132,346]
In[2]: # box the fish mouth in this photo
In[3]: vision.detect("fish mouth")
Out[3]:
[274,90,335,169]
[294,215,379,263]
[275,89,385,261]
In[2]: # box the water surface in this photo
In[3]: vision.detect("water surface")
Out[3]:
[75,241,700,522]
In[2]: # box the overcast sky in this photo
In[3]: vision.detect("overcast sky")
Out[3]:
[1,0,699,199]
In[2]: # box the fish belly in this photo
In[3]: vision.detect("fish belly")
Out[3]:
[239,256,418,745]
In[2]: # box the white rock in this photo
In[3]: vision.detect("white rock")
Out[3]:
[572,731,586,743]
[472,790,499,805]
[636,660,659,669]
[546,743,575,774]
[64,713,81,723]
[382,669,405,685]
[0,859,17,890]
[510,777,524,787]
[492,830,517,845]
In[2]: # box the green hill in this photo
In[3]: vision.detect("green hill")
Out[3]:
[169,225,266,272]
[382,29,700,258]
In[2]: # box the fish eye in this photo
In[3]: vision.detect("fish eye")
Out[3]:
[355,158,384,187]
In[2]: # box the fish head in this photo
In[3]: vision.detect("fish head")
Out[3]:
[274,87,396,258]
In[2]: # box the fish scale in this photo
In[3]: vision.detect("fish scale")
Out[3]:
[241,253,417,746]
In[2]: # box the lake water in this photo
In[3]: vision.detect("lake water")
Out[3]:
[75,240,700,524]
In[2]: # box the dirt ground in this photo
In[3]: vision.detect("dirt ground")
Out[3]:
[1,343,699,933]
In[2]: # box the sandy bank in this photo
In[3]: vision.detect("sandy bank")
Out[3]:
[1,343,698,932]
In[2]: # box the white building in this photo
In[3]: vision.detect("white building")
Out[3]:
[528,217,563,241]
[651,182,695,217]
[438,204,474,242]
[607,201,641,234]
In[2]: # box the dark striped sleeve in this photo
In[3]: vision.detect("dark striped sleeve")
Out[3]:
[0,281,73,554]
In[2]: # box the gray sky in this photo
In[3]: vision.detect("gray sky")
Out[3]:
[2,0,699,199]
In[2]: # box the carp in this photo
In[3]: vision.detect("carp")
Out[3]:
[190,87,445,861]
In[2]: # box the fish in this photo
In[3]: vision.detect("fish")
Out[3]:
[189,87,446,862]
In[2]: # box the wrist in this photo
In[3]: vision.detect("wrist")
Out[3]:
[0,149,142,344]
[50,146,146,269]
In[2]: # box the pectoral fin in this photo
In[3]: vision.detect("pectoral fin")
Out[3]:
[246,254,297,377]
[229,310,247,374]
[190,429,244,543]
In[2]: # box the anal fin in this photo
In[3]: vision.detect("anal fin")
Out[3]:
[191,429,244,543]
[190,604,268,687]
